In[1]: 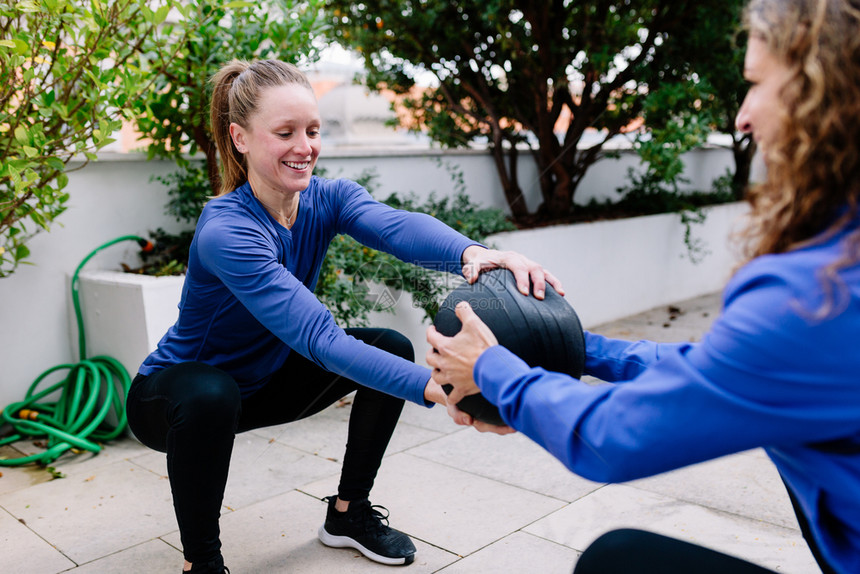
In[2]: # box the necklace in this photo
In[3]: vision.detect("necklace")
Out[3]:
[255,194,299,229]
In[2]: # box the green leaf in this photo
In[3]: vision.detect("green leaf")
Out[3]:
[46,157,65,171]
[29,210,46,228]
[22,146,38,158]
[15,1,40,13]
[154,5,170,25]
[14,126,28,145]
[11,38,29,55]
[8,165,21,186]
[0,40,16,49]
[141,5,155,24]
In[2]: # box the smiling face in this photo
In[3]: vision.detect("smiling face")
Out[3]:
[229,83,321,197]
[735,36,795,153]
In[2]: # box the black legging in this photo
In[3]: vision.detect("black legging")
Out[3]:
[573,529,779,574]
[126,328,412,565]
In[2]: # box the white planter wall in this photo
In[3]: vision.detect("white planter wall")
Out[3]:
[0,158,183,411]
[318,144,734,213]
[485,202,748,328]
[369,202,748,365]
[0,147,737,409]
[71,271,184,379]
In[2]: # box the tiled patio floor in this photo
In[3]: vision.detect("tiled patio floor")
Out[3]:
[0,292,819,573]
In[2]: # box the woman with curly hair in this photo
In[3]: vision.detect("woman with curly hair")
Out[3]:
[427,1,860,572]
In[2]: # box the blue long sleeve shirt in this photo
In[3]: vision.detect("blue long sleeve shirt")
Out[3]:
[474,219,860,574]
[139,177,478,405]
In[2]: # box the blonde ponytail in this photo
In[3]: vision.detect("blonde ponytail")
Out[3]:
[209,59,314,196]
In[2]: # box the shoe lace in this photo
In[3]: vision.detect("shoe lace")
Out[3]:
[351,500,392,534]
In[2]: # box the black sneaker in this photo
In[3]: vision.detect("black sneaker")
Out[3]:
[318,495,416,565]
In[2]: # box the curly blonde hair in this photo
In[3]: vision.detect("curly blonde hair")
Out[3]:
[740,0,860,312]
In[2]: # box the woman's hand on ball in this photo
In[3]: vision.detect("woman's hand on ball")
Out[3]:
[423,377,449,405]
[426,301,498,404]
[446,401,474,426]
[447,402,515,435]
[461,246,564,300]
[473,419,516,435]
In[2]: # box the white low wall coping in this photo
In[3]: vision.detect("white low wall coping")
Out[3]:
[370,201,748,365]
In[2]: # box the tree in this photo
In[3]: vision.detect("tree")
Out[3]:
[690,1,754,197]
[639,0,752,198]
[0,0,189,277]
[133,0,327,195]
[325,0,742,223]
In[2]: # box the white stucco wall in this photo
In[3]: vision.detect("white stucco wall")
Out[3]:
[0,145,735,410]
[318,144,735,213]
[367,202,748,368]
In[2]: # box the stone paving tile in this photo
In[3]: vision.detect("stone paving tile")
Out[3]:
[247,398,447,464]
[47,436,152,480]
[591,292,721,343]
[0,507,75,574]
[435,531,580,574]
[0,434,152,488]
[129,433,343,513]
[60,539,182,574]
[246,400,353,463]
[627,449,799,530]
[0,458,176,566]
[221,434,341,512]
[406,426,604,503]
[160,490,458,573]
[125,450,167,476]
[300,452,566,558]
[399,400,461,435]
[0,445,55,495]
[524,483,819,574]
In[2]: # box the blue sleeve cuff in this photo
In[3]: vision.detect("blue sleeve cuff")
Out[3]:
[474,345,532,404]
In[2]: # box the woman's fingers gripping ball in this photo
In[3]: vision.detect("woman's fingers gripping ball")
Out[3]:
[461,246,564,300]
[446,401,516,435]
[426,301,499,405]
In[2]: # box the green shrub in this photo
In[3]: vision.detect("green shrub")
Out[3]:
[0,0,190,277]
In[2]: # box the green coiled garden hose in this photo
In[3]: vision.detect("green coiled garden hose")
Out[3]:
[0,235,153,467]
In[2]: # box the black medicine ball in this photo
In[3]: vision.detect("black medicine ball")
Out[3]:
[433,268,586,426]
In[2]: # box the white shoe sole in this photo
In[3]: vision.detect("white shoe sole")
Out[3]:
[318,526,414,565]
